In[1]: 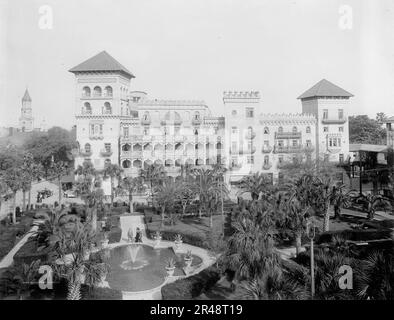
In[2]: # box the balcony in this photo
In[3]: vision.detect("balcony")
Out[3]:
[245,131,256,140]
[322,117,347,124]
[239,146,256,154]
[79,150,92,157]
[275,131,302,139]
[89,134,104,140]
[192,118,202,125]
[262,163,272,170]
[274,145,303,153]
[262,146,273,153]
[121,151,132,158]
[131,151,143,158]
[100,149,113,157]
[130,135,143,142]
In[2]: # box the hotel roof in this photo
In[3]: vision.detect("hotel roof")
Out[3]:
[69,51,134,78]
[298,79,353,99]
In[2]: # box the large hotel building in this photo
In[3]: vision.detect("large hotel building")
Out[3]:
[70,51,353,186]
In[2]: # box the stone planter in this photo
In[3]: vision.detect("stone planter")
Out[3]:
[184,257,193,269]
[166,267,175,277]
[174,240,183,252]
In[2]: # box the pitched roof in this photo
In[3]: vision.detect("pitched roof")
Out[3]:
[69,51,134,78]
[297,79,353,99]
[386,116,394,123]
[22,89,31,102]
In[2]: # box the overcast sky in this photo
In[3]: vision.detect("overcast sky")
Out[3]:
[1,0,394,129]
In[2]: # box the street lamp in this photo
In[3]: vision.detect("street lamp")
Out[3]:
[306,218,316,299]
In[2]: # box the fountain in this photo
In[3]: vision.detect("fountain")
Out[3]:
[119,244,149,271]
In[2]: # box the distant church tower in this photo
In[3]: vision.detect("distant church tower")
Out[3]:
[19,89,34,132]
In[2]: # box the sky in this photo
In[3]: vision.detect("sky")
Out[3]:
[1,0,394,130]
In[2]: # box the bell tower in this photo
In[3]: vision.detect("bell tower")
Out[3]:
[19,88,34,132]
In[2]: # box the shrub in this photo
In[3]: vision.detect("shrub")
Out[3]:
[13,239,52,266]
[316,229,392,244]
[161,266,221,300]
[107,226,122,243]
[146,229,207,248]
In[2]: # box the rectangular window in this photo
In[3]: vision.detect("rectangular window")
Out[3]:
[246,108,254,118]
[323,127,329,132]
[90,125,95,135]
[306,140,312,147]
[338,109,344,119]
[247,156,254,164]
[104,143,111,152]
[323,109,328,119]
[278,140,284,147]
[264,156,269,165]
[333,138,337,147]
[231,127,237,134]
[123,127,129,138]
[292,140,297,147]
[248,141,252,151]
[339,126,344,132]
[264,140,269,146]
[231,156,238,166]
[338,138,341,147]
[339,154,344,163]
[232,142,237,151]
[99,125,103,135]
[278,156,283,164]
[329,138,332,147]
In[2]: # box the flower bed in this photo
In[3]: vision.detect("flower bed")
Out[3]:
[161,266,221,300]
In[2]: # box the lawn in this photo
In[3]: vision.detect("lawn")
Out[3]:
[145,212,224,249]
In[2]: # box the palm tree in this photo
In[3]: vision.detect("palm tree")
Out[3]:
[360,193,391,220]
[3,167,24,224]
[139,163,166,204]
[52,223,109,300]
[154,179,182,227]
[332,187,353,220]
[49,161,70,205]
[102,163,123,206]
[241,262,308,300]
[118,176,145,211]
[358,251,394,300]
[191,168,224,227]
[238,172,272,201]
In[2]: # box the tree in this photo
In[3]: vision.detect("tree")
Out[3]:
[20,153,44,209]
[52,223,108,300]
[49,161,70,205]
[358,193,391,220]
[118,176,145,210]
[153,179,182,227]
[139,163,166,204]
[102,163,123,206]
[3,167,24,224]
[24,126,76,173]
[178,180,195,219]
[238,172,272,201]
[349,115,386,145]
[376,112,388,125]
[191,168,224,227]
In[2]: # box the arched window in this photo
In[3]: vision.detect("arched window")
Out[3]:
[133,144,142,152]
[93,86,102,97]
[248,126,253,134]
[84,143,91,153]
[83,102,92,114]
[122,144,131,151]
[216,142,222,150]
[292,126,297,133]
[165,143,173,151]
[105,86,113,97]
[122,160,131,168]
[82,87,91,97]
[133,160,142,168]
[165,159,173,167]
[103,102,112,115]
[306,126,311,133]
[264,127,269,134]
[143,112,149,121]
[278,126,283,133]
[175,159,182,167]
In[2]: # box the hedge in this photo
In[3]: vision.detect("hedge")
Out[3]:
[316,228,393,244]
[161,266,221,300]
[107,226,122,243]
[145,227,208,249]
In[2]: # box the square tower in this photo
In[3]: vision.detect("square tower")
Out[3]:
[69,51,135,170]
[223,91,260,183]
[298,79,353,163]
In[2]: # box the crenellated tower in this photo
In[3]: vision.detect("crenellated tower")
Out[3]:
[19,89,34,132]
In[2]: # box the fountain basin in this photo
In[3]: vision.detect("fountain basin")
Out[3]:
[105,243,202,292]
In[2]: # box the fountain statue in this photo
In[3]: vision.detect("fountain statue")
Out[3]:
[119,244,149,271]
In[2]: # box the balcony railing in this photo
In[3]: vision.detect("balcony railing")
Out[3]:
[192,118,202,125]
[130,135,143,141]
[322,117,347,124]
[275,131,302,139]
[131,151,143,158]
[79,150,92,157]
[239,146,256,154]
[274,145,303,153]
[89,134,104,140]
[245,132,256,140]
[121,150,132,158]
[100,149,113,157]
[262,146,273,153]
